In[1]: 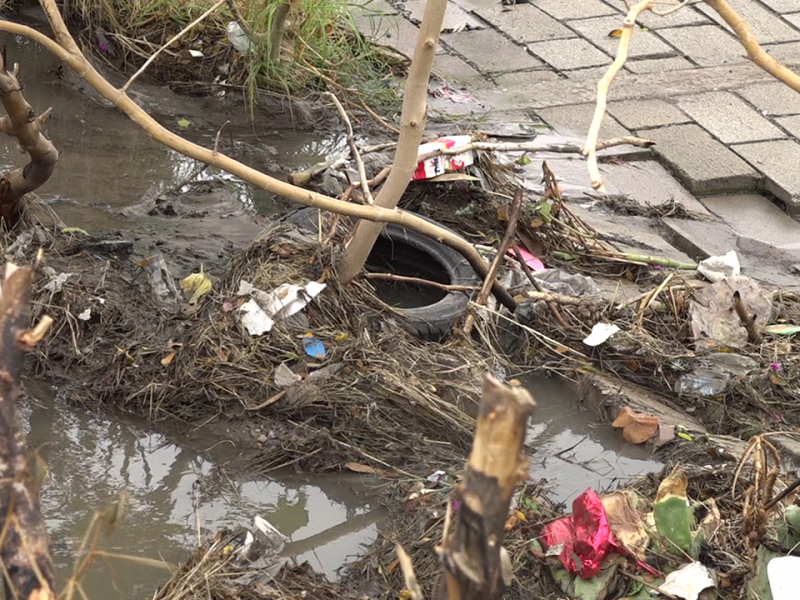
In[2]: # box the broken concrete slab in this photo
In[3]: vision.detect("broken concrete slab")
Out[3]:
[403,0,483,33]
[472,3,575,43]
[634,5,710,28]
[624,56,695,74]
[678,91,785,144]
[535,103,629,141]
[700,194,800,248]
[733,139,800,216]
[432,53,490,87]
[441,28,544,73]
[776,115,800,139]
[600,161,712,217]
[642,124,760,195]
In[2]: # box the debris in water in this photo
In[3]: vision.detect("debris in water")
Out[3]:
[413,135,474,180]
[180,270,212,305]
[239,299,274,336]
[611,406,660,444]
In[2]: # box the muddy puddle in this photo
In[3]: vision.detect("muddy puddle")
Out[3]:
[22,380,385,599]
[2,31,346,228]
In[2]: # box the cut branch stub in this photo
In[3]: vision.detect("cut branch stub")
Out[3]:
[0,55,59,227]
[0,261,55,600]
[437,375,536,600]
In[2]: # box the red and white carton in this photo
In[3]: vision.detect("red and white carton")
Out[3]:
[412,135,474,181]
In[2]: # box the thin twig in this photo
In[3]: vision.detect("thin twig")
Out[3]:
[584,0,654,191]
[732,290,762,343]
[364,272,479,292]
[464,188,524,335]
[637,271,675,326]
[396,545,425,600]
[121,0,226,93]
[325,92,374,204]
[621,570,678,600]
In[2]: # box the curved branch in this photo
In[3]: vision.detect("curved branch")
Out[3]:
[704,0,800,92]
[0,54,59,226]
[6,4,517,311]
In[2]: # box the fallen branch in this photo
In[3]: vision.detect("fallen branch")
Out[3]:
[513,288,590,306]
[584,0,654,192]
[0,256,56,600]
[704,0,800,93]
[464,188,524,335]
[510,240,570,327]
[325,92,374,204]
[363,272,479,292]
[436,375,536,599]
[732,289,762,343]
[0,51,59,226]
[17,1,518,311]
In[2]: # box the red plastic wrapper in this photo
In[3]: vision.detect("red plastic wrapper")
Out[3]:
[540,488,614,579]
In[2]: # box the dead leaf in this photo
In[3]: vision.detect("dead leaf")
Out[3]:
[608,28,624,38]
[345,461,398,479]
[612,406,660,444]
[161,352,177,367]
[601,491,649,559]
[653,423,676,449]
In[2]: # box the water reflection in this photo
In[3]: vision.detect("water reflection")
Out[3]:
[525,376,663,505]
[20,380,382,599]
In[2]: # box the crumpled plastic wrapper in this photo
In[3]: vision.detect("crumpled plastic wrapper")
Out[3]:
[541,489,613,579]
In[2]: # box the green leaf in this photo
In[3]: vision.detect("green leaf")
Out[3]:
[516,155,532,166]
[177,118,191,129]
[766,323,800,336]
[677,431,693,441]
[539,201,552,222]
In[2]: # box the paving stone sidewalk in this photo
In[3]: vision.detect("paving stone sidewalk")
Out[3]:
[353,0,800,288]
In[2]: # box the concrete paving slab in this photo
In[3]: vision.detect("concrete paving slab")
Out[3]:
[634,5,711,29]
[661,216,738,260]
[532,0,619,20]
[472,4,575,43]
[734,139,800,215]
[641,124,759,194]
[776,114,800,139]
[737,81,800,116]
[700,194,800,247]
[535,103,630,140]
[349,0,397,17]
[677,91,785,144]
[403,0,484,32]
[566,15,677,59]
[527,38,611,70]
[354,13,420,57]
[562,66,614,80]
[658,25,746,67]
[785,13,800,29]
[757,0,799,13]
[609,99,691,130]
[432,53,488,86]
[625,56,695,74]
[441,28,544,73]
[494,69,562,88]
[696,0,800,43]
[600,161,712,216]
[762,41,800,65]
[571,205,696,264]
[473,71,563,111]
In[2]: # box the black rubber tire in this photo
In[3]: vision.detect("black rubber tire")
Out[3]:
[282,207,478,341]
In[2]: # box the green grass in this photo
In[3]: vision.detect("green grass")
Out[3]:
[63,0,405,115]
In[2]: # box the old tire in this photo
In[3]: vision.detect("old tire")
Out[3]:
[283,207,477,341]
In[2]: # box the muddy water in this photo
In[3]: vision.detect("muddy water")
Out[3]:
[2,31,346,226]
[22,380,385,599]
[525,377,662,504]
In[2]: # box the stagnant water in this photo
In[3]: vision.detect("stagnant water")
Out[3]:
[0,18,664,599]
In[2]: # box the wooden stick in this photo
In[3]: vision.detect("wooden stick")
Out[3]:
[584,0,654,192]
[464,189,524,335]
[363,272,479,292]
[325,92,374,205]
[0,257,56,600]
[436,375,536,600]
[732,290,762,343]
